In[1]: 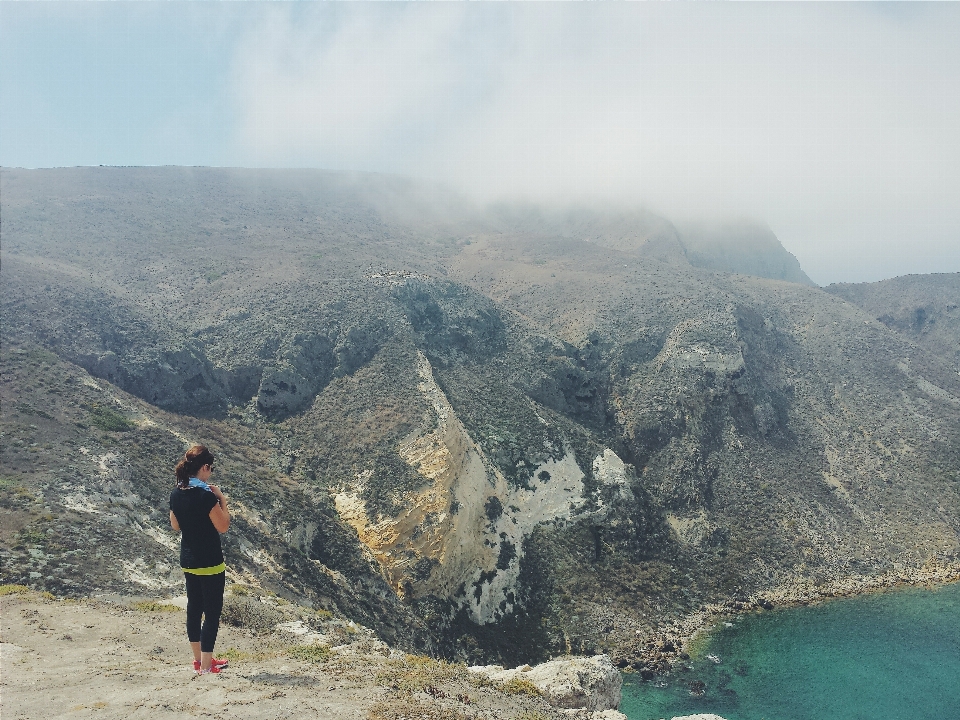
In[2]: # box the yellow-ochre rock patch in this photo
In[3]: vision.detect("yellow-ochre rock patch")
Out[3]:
[335,351,622,624]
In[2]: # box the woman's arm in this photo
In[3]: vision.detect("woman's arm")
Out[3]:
[208,485,230,533]
[169,510,180,532]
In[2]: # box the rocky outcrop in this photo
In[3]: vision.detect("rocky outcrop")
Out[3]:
[470,654,622,712]
[1,260,232,415]
[333,350,621,630]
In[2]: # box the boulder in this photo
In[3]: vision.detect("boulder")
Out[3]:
[470,654,622,711]
[557,711,627,720]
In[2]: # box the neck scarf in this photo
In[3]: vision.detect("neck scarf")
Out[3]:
[188,477,212,492]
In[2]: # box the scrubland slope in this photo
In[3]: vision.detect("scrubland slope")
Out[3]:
[2,167,958,672]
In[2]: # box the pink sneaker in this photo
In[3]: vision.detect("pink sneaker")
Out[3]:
[193,658,228,672]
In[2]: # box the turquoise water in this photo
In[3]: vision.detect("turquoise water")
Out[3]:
[621,582,960,720]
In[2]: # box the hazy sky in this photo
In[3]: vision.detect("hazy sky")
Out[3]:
[2,2,958,285]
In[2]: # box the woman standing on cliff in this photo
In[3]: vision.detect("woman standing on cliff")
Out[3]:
[169,445,230,674]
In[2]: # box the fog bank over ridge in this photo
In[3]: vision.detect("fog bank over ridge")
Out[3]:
[2,2,959,283]
[228,2,960,285]
[3,165,959,671]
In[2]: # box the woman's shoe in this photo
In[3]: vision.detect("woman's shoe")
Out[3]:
[193,658,229,671]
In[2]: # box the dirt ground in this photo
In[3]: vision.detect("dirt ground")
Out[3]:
[0,591,568,720]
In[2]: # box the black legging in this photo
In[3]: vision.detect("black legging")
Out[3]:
[184,572,225,652]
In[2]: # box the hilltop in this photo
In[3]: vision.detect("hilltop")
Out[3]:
[2,167,959,674]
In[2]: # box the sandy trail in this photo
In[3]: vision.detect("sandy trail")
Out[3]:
[2,593,567,720]
[2,594,381,720]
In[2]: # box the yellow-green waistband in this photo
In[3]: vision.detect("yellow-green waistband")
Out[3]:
[182,563,226,576]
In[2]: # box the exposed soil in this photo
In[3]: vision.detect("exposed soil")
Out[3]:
[1,590,575,720]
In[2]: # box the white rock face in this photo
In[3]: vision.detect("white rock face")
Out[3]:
[470,654,622,711]
[557,711,627,720]
[334,351,637,626]
[274,620,329,646]
[653,312,745,375]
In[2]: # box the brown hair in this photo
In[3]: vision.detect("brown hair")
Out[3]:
[175,445,215,490]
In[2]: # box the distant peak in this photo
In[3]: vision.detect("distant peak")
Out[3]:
[678,220,816,286]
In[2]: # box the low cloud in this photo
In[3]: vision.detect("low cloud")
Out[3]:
[231,3,960,284]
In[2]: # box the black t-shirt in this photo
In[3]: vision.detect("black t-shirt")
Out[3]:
[169,487,224,570]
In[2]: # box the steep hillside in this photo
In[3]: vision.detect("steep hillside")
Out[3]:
[0,342,431,651]
[2,167,958,670]
[825,273,960,371]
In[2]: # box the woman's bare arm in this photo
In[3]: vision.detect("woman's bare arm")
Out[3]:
[208,485,230,533]
[169,510,180,532]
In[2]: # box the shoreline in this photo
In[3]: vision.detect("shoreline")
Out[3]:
[625,559,960,677]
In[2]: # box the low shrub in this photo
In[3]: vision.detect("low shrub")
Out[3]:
[377,654,468,694]
[501,677,542,697]
[221,595,284,632]
[0,584,30,596]
[89,406,136,432]
[288,644,331,663]
[131,600,180,612]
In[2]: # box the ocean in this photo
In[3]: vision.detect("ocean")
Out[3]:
[620,580,960,720]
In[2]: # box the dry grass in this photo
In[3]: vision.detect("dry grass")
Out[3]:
[0,584,30,596]
[130,600,180,612]
[500,677,542,697]
[217,646,281,663]
[287,644,331,663]
[367,695,470,720]
[377,654,470,694]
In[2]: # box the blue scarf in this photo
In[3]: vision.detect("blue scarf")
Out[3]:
[188,477,212,492]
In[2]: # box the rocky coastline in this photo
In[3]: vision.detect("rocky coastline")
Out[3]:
[621,560,960,678]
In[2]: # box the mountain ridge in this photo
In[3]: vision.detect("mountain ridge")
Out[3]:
[2,167,958,670]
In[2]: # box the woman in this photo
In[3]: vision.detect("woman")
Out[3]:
[169,444,231,675]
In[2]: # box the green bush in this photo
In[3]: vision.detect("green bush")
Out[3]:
[89,406,136,432]
[288,644,331,663]
[131,600,180,612]
[0,584,30,596]
[500,677,542,696]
